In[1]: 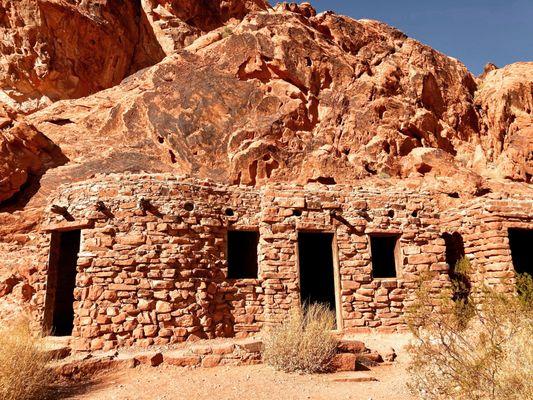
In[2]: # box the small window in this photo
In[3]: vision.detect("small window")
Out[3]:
[370,235,399,278]
[227,231,259,279]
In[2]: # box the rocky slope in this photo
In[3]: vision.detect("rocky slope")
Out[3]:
[3,1,532,207]
[0,1,531,316]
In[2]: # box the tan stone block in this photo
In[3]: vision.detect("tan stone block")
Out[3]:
[138,299,155,311]
[201,355,222,368]
[143,325,158,337]
[135,352,163,367]
[155,301,172,313]
[211,343,235,355]
[331,353,356,372]
[164,352,201,367]
[109,284,137,291]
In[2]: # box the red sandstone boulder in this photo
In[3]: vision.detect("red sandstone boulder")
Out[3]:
[474,62,533,182]
[0,122,65,202]
[331,353,357,372]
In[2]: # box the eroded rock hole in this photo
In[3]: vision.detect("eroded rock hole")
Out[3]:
[169,150,177,164]
[293,209,302,217]
[317,176,337,185]
[417,163,432,174]
[227,231,259,279]
[184,202,194,211]
[225,208,234,217]
[47,118,74,126]
[45,229,81,336]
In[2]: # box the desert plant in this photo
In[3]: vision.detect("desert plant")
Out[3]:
[516,272,533,308]
[221,26,233,38]
[449,257,474,328]
[406,271,533,400]
[263,303,337,373]
[0,318,55,400]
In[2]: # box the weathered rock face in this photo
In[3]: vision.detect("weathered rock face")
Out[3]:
[475,62,533,182]
[0,122,66,203]
[6,7,483,195]
[141,0,270,53]
[0,1,531,210]
[0,0,274,203]
[0,0,271,116]
[2,1,531,211]
[0,0,165,114]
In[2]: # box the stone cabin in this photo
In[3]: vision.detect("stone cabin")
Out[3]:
[36,174,532,352]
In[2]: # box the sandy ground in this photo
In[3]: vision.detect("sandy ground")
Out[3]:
[63,334,415,400]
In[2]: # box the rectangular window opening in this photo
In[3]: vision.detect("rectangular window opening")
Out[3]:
[370,234,399,278]
[508,228,533,276]
[227,230,259,279]
[45,229,81,336]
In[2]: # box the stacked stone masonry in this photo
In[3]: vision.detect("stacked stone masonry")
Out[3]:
[36,174,532,351]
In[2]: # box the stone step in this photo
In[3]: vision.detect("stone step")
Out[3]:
[41,336,72,360]
[53,338,264,378]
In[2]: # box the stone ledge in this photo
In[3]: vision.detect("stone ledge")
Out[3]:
[53,338,263,379]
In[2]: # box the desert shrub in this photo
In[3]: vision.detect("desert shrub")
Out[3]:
[221,26,233,38]
[263,303,337,373]
[406,267,533,400]
[449,257,474,327]
[516,272,533,308]
[0,319,55,400]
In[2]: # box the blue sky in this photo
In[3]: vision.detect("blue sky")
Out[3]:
[308,0,533,75]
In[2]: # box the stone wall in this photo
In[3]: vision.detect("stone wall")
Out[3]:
[443,195,533,294]
[36,173,532,351]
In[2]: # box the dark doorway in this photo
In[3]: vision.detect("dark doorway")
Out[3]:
[443,232,470,303]
[442,232,466,269]
[298,232,336,311]
[509,228,533,275]
[370,235,399,278]
[45,230,81,336]
[227,231,259,279]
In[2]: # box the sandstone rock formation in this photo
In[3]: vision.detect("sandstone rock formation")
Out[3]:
[0,5,483,198]
[475,62,533,182]
[1,1,531,207]
[0,0,163,114]
[141,0,270,54]
[0,0,271,116]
